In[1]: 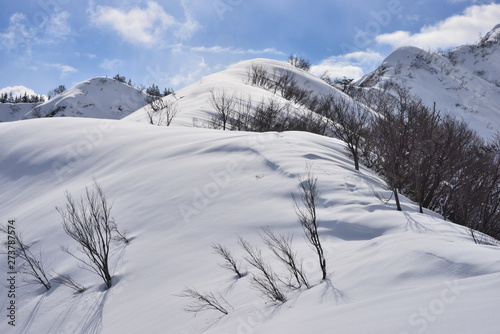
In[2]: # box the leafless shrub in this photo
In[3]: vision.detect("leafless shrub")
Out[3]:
[1,225,51,290]
[53,272,86,293]
[238,236,287,303]
[288,54,311,71]
[57,181,125,289]
[229,94,253,131]
[212,243,245,278]
[146,97,178,126]
[209,88,236,131]
[177,287,232,315]
[250,98,289,132]
[260,227,310,289]
[287,110,328,135]
[292,165,327,281]
[321,94,371,171]
[247,64,271,87]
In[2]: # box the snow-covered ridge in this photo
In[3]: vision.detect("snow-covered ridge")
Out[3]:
[0,103,35,122]
[356,25,500,138]
[124,58,348,127]
[22,77,149,120]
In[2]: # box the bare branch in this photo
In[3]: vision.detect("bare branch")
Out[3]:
[53,272,86,293]
[57,181,124,288]
[292,165,327,281]
[177,287,231,315]
[1,225,51,290]
[237,236,287,303]
[212,243,244,278]
[260,227,310,289]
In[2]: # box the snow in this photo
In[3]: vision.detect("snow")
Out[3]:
[1,117,499,334]
[356,26,500,139]
[22,77,149,120]
[124,58,346,128]
[0,103,36,122]
[1,42,500,333]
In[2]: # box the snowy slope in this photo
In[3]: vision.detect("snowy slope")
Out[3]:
[1,118,500,334]
[22,77,149,120]
[124,58,346,127]
[0,103,38,122]
[356,25,500,138]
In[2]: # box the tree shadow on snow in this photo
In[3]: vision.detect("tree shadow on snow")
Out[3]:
[18,294,46,334]
[403,211,433,234]
[47,292,84,333]
[320,278,349,305]
[48,288,109,334]
[76,289,109,334]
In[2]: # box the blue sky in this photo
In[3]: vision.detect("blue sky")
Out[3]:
[1,0,499,97]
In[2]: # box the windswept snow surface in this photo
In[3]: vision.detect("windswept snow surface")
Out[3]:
[1,118,500,333]
[21,77,149,120]
[356,25,500,138]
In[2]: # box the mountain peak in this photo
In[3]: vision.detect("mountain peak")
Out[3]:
[480,24,500,45]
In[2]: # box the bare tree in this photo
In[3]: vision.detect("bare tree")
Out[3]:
[288,54,311,71]
[368,85,414,211]
[247,64,271,87]
[321,95,371,171]
[229,94,253,131]
[238,236,287,303]
[292,166,327,280]
[57,181,123,289]
[1,225,51,290]
[212,243,244,278]
[260,227,310,289]
[146,97,178,126]
[177,287,232,315]
[209,89,236,131]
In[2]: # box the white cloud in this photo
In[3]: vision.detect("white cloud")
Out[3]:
[46,63,78,77]
[168,57,208,87]
[311,50,384,80]
[75,52,97,59]
[376,3,500,49]
[0,11,71,53]
[0,86,40,97]
[190,46,284,55]
[90,1,200,47]
[45,11,71,39]
[100,59,124,71]
[0,13,36,52]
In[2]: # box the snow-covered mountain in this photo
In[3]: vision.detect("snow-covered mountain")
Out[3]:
[21,77,149,120]
[125,58,345,127]
[356,25,500,138]
[1,53,500,333]
[0,103,36,122]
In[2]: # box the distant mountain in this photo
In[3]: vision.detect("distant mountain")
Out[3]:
[0,103,35,122]
[22,77,149,120]
[356,24,500,138]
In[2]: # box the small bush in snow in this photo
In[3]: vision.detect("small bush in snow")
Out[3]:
[292,166,327,281]
[57,181,125,289]
[260,227,310,289]
[0,225,51,290]
[288,54,311,71]
[238,236,287,303]
[212,243,245,278]
[146,97,178,126]
[177,287,232,315]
